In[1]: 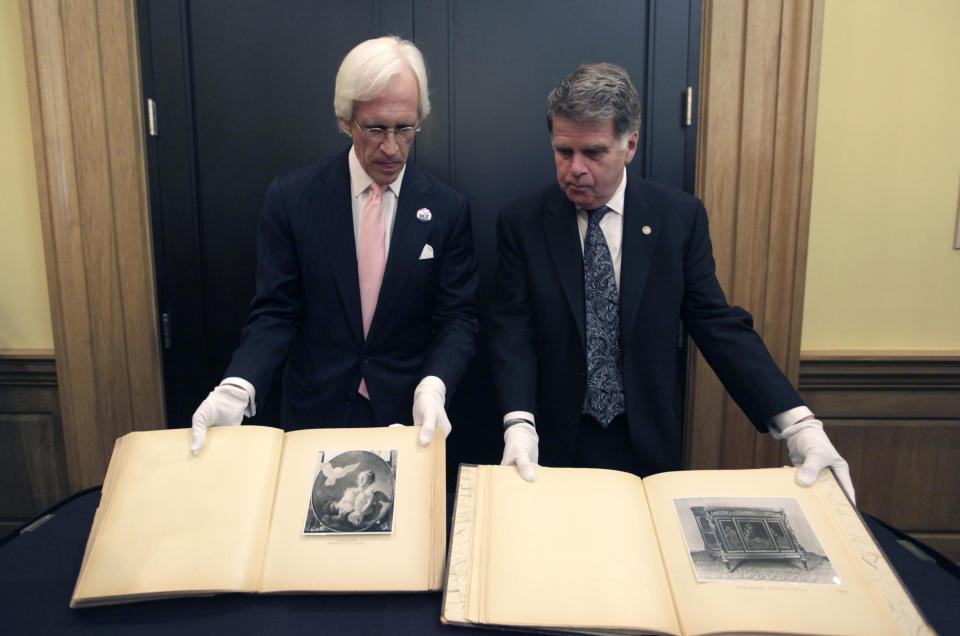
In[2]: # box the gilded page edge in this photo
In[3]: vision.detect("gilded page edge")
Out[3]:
[441,463,478,625]
[817,469,935,636]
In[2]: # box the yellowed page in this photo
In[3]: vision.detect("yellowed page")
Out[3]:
[74,434,129,586]
[643,467,927,636]
[71,426,284,606]
[467,465,681,635]
[260,426,444,592]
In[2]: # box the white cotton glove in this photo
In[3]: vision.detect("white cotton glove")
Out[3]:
[412,376,451,446]
[777,418,856,504]
[190,380,254,455]
[501,421,539,482]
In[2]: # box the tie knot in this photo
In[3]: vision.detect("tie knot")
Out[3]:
[368,182,387,197]
[586,205,609,225]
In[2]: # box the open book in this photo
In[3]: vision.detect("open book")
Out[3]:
[71,425,445,607]
[442,465,932,636]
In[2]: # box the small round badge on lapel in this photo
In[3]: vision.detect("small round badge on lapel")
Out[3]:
[642,225,652,235]
[416,208,432,222]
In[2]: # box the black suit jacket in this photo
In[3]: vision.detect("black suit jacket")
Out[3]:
[226,149,479,429]
[489,176,802,475]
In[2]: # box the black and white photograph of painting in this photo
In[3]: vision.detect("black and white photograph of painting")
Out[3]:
[673,497,840,585]
[303,448,397,535]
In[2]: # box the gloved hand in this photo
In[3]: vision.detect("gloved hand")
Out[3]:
[412,376,451,446]
[779,418,856,504]
[190,381,252,455]
[501,421,539,482]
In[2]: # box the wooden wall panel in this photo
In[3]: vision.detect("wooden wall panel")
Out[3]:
[800,354,960,562]
[0,352,68,537]
[18,0,164,492]
[687,0,823,470]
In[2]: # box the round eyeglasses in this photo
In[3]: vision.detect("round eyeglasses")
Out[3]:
[353,120,420,144]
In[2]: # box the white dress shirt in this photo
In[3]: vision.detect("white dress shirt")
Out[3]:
[575,167,627,289]
[348,145,405,255]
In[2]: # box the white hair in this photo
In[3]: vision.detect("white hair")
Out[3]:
[333,36,430,127]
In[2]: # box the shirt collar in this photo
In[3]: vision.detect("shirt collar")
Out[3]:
[577,167,627,217]
[347,145,406,198]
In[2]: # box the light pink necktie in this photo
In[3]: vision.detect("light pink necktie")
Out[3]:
[357,182,387,398]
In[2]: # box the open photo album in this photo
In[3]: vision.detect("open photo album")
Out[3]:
[70,425,446,607]
[441,464,932,636]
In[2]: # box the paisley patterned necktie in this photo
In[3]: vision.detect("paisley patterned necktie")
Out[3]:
[582,206,626,426]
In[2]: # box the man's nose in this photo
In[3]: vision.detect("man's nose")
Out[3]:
[569,153,588,175]
[379,132,400,155]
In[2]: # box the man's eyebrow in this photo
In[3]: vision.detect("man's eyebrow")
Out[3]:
[359,120,418,128]
[551,142,610,153]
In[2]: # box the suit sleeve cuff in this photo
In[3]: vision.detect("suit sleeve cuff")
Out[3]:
[222,377,257,417]
[767,405,814,439]
[503,411,535,429]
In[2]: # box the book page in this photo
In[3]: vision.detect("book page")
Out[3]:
[467,465,681,635]
[643,467,920,636]
[71,426,284,606]
[260,426,444,592]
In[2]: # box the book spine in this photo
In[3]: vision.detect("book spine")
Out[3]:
[441,464,479,624]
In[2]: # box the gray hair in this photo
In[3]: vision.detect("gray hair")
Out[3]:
[546,63,641,140]
[333,36,430,127]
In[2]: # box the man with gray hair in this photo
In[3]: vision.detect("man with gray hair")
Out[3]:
[191,36,479,452]
[490,63,854,501]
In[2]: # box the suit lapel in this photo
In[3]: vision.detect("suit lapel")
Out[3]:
[620,178,660,339]
[367,161,431,343]
[312,152,364,344]
[541,187,586,349]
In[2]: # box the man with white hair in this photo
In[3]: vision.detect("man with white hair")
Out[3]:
[191,36,479,452]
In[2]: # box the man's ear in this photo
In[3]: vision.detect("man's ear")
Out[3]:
[338,118,352,135]
[624,129,639,164]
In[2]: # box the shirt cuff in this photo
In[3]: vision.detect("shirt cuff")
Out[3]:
[503,411,535,429]
[767,405,814,439]
[221,377,256,417]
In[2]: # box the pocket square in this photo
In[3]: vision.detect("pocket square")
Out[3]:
[418,244,434,260]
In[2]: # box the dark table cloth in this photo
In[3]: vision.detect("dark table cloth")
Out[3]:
[2,488,957,635]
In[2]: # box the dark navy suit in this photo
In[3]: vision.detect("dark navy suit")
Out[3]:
[226,149,479,429]
[489,176,802,475]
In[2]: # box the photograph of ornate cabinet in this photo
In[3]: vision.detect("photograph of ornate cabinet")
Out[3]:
[691,506,808,572]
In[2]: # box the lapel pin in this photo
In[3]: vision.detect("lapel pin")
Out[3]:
[642,225,652,235]
[416,208,432,223]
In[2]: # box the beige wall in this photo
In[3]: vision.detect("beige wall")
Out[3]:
[1,1,52,350]
[803,0,960,351]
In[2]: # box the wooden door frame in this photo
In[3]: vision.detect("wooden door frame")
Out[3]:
[19,0,823,490]
[19,0,164,491]
[687,0,824,469]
